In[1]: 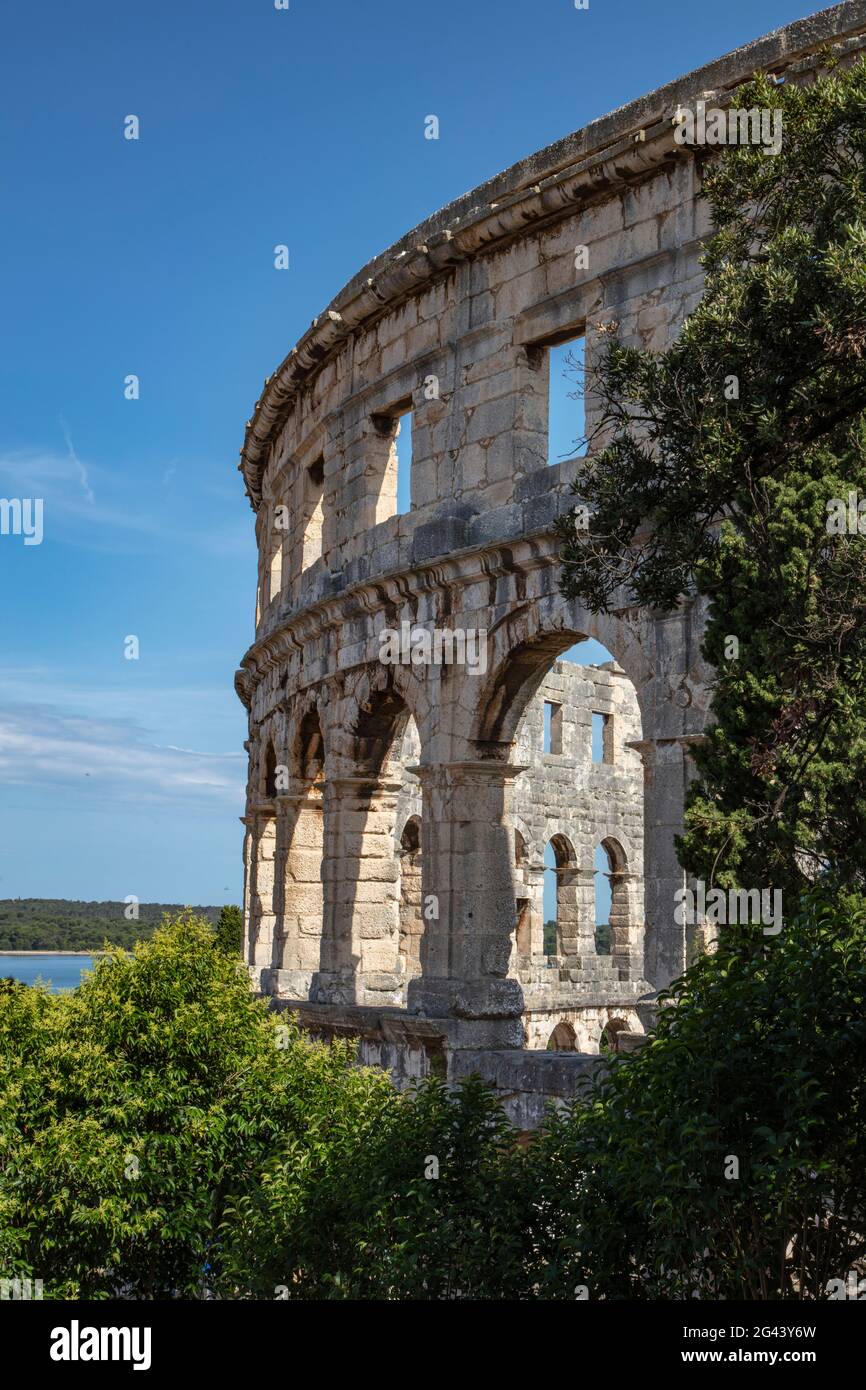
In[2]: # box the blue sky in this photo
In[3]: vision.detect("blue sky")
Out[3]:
[0,0,817,903]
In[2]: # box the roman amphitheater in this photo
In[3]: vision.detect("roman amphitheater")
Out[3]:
[234,3,866,1126]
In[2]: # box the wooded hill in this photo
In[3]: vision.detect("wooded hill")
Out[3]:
[0,900,224,951]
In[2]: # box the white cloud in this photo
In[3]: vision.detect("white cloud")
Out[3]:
[0,699,245,810]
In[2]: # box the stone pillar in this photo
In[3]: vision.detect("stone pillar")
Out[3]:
[264,783,324,998]
[398,838,424,987]
[526,863,546,960]
[241,816,254,968]
[554,863,582,960]
[315,775,402,1006]
[573,866,600,963]
[609,868,641,980]
[629,736,695,989]
[242,809,277,979]
[407,761,526,1048]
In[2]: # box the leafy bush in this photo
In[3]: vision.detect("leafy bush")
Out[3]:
[217,1072,532,1300]
[526,890,866,1300]
[2,897,864,1300]
[0,912,400,1299]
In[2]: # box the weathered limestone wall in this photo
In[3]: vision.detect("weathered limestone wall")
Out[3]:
[236,4,866,1124]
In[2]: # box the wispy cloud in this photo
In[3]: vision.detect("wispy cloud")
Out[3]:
[0,445,252,557]
[59,415,95,505]
[0,699,245,810]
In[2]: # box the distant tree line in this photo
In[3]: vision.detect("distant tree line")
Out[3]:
[0,899,225,952]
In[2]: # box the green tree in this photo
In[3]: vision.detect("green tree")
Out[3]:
[214,904,243,956]
[0,912,401,1299]
[527,890,866,1300]
[557,59,866,903]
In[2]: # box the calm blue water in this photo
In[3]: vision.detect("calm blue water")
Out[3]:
[0,954,94,991]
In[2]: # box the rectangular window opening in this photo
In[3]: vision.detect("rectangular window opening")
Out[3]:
[301,456,325,571]
[591,711,612,764]
[395,409,413,515]
[544,701,563,756]
[547,334,586,467]
[269,540,283,605]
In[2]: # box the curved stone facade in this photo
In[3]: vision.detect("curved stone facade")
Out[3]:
[235,4,866,1100]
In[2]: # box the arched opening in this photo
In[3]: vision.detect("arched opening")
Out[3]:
[596,836,633,973]
[542,834,577,959]
[248,734,282,977]
[594,842,613,956]
[354,687,410,778]
[267,707,326,996]
[317,680,414,1007]
[512,829,532,965]
[478,625,644,1017]
[398,814,423,984]
[547,1020,577,1052]
[600,1016,629,1053]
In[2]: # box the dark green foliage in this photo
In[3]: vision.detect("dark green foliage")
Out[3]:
[557,60,866,900]
[0,912,399,1299]
[594,922,611,955]
[0,899,222,952]
[527,890,866,1299]
[1,898,864,1299]
[543,918,557,954]
[214,905,243,956]
[217,1073,535,1300]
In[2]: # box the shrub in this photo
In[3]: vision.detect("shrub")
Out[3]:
[526,889,866,1300]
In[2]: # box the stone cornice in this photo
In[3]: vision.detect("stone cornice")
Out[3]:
[234,529,567,708]
[237,3,866,510]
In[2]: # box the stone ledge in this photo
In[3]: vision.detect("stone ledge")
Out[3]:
[450,1047,601,1094]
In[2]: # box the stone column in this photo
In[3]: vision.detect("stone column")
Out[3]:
[608,868,641,981]
[554,863,582,960]
[266,783,324,999]
[573,865,600,964]
[315,775,402,1007]
[242,808,277,981]
[407,761,526,1048]
[526,862,546,960]
[398,840,424,987]
[629,736,696,989]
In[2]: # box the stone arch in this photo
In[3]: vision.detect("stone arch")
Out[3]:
[292,700,325,783]
[315,677,414,1007]
[246,727,284,974]
[263,699,327,997]
[544,833,579,961]
[547,1021,577,1052]
[470,603,653,757]
[595,836,636,974]
[600,1015,629,1053]
[549,832,575,869]
[514,828,528,867]
[336,661,427,777]
[398,814,423,984]
[511,826,533,967]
